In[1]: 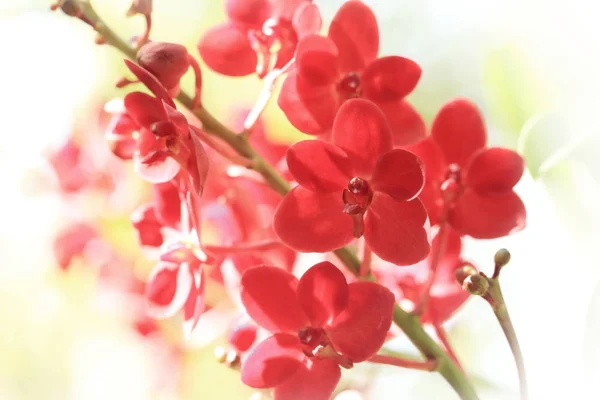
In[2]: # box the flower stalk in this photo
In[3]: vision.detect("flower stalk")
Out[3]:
[368,354,438,371]
[458,249,527,400]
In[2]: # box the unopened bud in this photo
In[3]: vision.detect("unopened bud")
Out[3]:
[137,42,190,90]
[454,263,477,285]
[494,248,511,268]
[51,0,82,17]
[462,274,489,296]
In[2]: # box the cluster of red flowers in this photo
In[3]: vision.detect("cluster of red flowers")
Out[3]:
[51,1,527,399]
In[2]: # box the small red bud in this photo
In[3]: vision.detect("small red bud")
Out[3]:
[137,42,190,90]
[51,0,82,17]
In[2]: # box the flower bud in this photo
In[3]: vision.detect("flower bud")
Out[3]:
[454,263,477,285]
[137,42,190,90]
[494,248,511,268]
[51,0,82,17]
[462,274,489,296]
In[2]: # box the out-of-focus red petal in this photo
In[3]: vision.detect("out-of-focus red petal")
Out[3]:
[241,333,305,388]
[328,0,379,73]
[225,0,270,27]
[327,281,394,362]
[123,92,167,129]
[146,262,193,319]
[431,98,487,168]
[292,2,322,38]
[371,149,425,202]
[296,35,339,85]
[433,228,462,282]
[152,182,181,228]
[241,266,308,332]
[425,290,469,325]
[198,23,257,77]
[124,59,175,108]
[131,203,164,247]
[375,99,426,147]
[272,0,306,20]
[273,187,354,252]
[465,147,525,195]
[53,223,97,269]
[364,193,430,266]
[449,189,526,239]
[332,98,392,176]
[229,320,258,353]
[278,71,338,135]
[362,56,421,102]
[274,359,341,400]
[287,140,353,193]
[297,261,349,327]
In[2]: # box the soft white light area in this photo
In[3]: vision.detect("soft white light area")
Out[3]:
[0,13,100,277]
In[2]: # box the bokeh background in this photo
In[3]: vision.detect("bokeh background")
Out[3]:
[1,0,599,399]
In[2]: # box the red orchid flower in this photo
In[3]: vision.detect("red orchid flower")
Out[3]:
[273,98,430,266]
[47,138,91,193]
[240,261,395,400]
[53,222,98,270]
[146,241,207,338]
[407,98,527,239]
[119,60,209,196]
[374,228,471,325]
[278,0,425,144]
[198,0,321,78]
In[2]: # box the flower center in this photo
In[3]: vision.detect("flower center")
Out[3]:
[249,18,298,78]
[343,177,373,238]
[337,72,362,99]
[440,163,463,205]
[298,327,326,348]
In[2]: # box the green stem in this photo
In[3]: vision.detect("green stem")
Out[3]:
[74,8,478,400]
[485,279,528,400]
[368,354,438,371]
